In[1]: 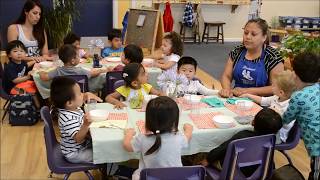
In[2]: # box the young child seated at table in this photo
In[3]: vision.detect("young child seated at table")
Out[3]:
[282,52,320,180]
[123,96,193,180]
[3,40,40,108]
[50,76,102,163]
[177,56,218,96]
[112,44,144,72]
[201,108,282,168]
[101,29,124,58]
[240,70,296,143]
[64,32,91,59]
[39,44,109,81]
[106,63,163,109]
[154,31,183,73]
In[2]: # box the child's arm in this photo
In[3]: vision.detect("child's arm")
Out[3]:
[240,93,262,104]
[156,61,176,70]
[89,68,109,78]
[73,113,92,143]
[83,92,103,103]
[106,91,127,109]
[12,72,32,84]
[38,71,51,81]
[123,128,136,152]
[197,82,219,96]
[183,123,193,142]
[149,87,165,96]
[27,60,36,67]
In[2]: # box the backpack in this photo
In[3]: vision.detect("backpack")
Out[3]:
[9,93,38,126]
[271,164,305,180]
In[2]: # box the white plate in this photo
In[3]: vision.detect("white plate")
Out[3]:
[106,57,121,62]
[213,115,235,129]
[89,109,109,121]
[235,100,254,111]
[39,61,53,68]
[142,58,154,65]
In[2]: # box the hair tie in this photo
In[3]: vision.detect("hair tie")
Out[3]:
[155,130,160,134]
[123,73,128,78]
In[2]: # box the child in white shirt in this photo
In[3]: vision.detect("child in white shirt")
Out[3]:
[177,56,218,96]
[241,70,297,143]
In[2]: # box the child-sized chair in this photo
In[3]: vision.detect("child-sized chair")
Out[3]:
[140,166,206,180]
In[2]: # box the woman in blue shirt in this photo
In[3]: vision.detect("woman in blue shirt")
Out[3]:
[219,18,284,97]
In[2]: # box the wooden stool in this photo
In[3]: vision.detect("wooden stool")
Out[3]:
[179,22,200,43]
[202,21,225,44]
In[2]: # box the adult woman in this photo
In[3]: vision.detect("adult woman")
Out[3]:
[7,0,52,62]
[219,18,284,97]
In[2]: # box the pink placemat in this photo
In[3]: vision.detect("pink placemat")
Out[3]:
[188,112,222,129]
[224,102,262,117]
[176,97,209,111]
[136,120,148,134]
[107,113,128,121]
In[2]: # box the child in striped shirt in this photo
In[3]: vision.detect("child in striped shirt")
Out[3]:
[50,76,102,163]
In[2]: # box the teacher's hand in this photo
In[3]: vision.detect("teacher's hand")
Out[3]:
[219,89,233,98]
[232,87,250,97]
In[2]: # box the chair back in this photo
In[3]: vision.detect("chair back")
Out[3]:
[0,64,9,100]
[114,80,125,90]
[105,71,123,95]
[140,166,206,180]
[65,75,89,92]
[219,134,276,180]
[275,121,300,150]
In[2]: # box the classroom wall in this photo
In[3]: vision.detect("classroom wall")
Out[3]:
[114,0,320,41]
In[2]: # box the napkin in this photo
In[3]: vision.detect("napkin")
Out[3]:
[201,97,224,107]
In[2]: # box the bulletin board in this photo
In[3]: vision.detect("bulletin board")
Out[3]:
[124,9,164,56]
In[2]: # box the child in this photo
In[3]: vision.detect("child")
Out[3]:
[112,44,144,72]
[201,108,282,168]
[155,31,183,73]
[39,44,109,81]
[101,29,124,57]
[282,52,320,180]
[177,56,218,95]
[241,70,297,143]
[64,33,91,59]
[123,96,193,180]
[3,40,40,107]
[50,76,102,163]
[106,63,163,109]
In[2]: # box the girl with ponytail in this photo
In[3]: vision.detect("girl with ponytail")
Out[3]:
[123,96,193,180]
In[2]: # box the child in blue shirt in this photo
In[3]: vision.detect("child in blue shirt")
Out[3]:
[282,51,320,180]
[101,29,124,57]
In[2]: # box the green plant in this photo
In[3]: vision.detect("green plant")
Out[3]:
[279,33,320,59]
[270,16,279,29]
[43,0,82,48]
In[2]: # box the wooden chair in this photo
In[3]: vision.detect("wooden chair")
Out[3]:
[202,21,226,44]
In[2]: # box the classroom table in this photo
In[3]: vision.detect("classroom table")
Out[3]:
[89,97,253,164]
[32,59,162,99]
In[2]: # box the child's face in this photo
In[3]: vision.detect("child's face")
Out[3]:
[178,64,196,81]
[161,39,172,55]
[133,67,148,87]
[72,40,81,50]
[121,52,129,65]
[110,37,122,49]
[9,47,26,61]
[272,82,286,99]
[70,53,80,66]
[66,84,83,110]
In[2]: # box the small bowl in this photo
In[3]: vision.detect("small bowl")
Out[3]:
[235,100,254,111]
[106,57,121,62]
[142,58,154,66]
[89,109,109,121]
[190,95,201,104]
[213,115,235,129]
[39,61,53,68]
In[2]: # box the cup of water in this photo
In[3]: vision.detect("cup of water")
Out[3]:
[85,99,97,112]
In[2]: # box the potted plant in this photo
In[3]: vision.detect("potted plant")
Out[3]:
[43,0,82,49]
[279,32,320,70]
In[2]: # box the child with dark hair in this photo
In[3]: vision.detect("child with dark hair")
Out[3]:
[112,44,144,71]
[282,51,320,180]
[50,76,102,163]
[106,63,163,109]
[63,32,91,59]
[154,31,183,73]
[39,44,109,81]
[101,29,124,57]
[123,96,193,180]
[201,108,282,167]
[177,56,218,95]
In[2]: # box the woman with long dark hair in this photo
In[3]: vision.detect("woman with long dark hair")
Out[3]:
[7,0,52,62]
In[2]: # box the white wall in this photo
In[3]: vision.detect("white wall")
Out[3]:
[131,0,319,41]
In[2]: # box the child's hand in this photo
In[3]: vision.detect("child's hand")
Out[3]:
[84,92,103,103]
[183,123,193,132]
[239,93,250,98]
[124,128,136,137]
[219,89,233,98]
[83,113,93,127]
[114,102,127,109]
[27,70,34,77]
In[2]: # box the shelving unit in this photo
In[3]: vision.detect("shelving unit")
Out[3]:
[152,0,251,13]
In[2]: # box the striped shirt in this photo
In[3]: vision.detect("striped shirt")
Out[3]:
[229,44,283,73]
[58,108,89,157]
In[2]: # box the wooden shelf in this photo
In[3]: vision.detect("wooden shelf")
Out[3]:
[152,0,250,13]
